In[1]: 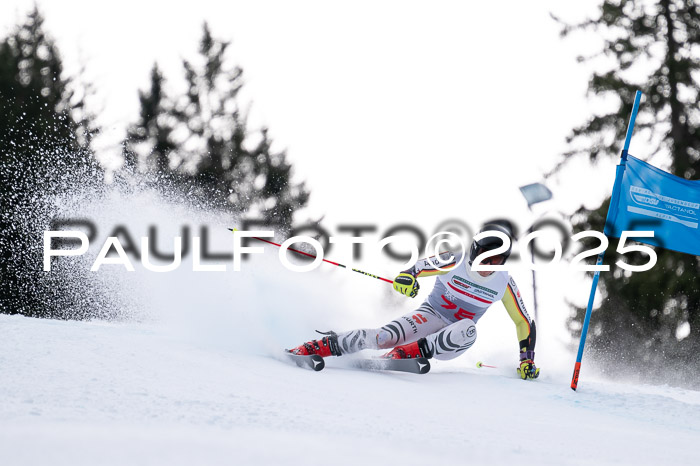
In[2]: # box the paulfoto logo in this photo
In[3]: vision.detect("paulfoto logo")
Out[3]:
[43,220,659,274]
[42,215,571,268]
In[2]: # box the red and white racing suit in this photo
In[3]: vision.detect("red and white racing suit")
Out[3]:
[336,251,535,360]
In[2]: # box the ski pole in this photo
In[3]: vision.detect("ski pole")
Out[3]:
[229,228,393,284]
[476,361,497,369]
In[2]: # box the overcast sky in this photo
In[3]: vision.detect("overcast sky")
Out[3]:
[1,0,617,223]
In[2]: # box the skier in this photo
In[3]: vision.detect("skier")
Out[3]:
[288,224,540,379]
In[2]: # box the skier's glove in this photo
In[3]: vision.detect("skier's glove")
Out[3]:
[393,273,420,298]
[517,350,540,380]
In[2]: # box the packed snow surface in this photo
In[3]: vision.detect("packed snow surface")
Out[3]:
[2,312,699,466]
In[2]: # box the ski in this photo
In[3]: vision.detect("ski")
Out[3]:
[350,357,431,374]
[284,352,429,374]
[285,352,325,371]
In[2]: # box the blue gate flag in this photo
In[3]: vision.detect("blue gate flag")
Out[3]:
[604,154,700,256]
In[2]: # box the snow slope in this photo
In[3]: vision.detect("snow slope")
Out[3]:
[2,313,700,466]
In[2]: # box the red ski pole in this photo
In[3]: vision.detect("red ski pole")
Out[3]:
[476,361,497,369]
[229,228,394,284]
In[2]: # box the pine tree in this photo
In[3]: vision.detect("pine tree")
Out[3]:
[123,64,176,174]
[554,0,700,384]
[124,23,309,228]
[0,7,102,316]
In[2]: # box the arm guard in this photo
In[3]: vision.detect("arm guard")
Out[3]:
[501,277,535,353]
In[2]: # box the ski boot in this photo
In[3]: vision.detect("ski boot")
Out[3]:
[382,338,432,359]
[288,331,341,357]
